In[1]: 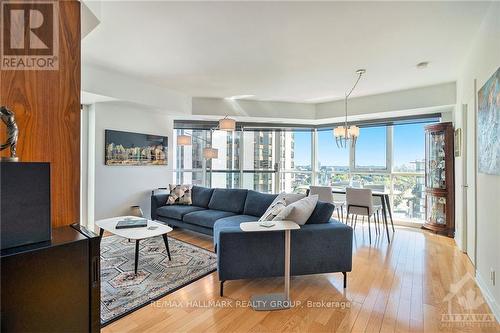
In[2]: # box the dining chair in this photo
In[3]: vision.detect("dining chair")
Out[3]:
[309,186,343,221]
[332,192,346,223]
[360,185,386,236]
[346,187,381,243]
[372,195,383,234]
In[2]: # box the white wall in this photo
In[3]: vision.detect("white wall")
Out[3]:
[92,102,174,222]
[82,63,192,113]
[455,0,500,321]
[192,97,316,119]
[316,82,456,119]
[192,83,455,124]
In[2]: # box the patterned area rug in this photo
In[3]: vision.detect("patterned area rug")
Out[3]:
[100,234,217,325]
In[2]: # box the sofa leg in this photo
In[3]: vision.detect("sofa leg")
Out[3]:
[342,272,347,289]
[220,281,224,297]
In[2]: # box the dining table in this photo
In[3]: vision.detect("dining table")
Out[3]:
[306,187,395,241]
[330,189,395,240]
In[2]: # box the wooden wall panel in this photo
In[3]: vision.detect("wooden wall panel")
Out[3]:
[1,1,81,228]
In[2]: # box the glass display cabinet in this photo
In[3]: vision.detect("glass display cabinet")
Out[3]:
[423,122,455,237]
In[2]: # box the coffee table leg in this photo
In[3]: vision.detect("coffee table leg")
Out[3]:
[162,234,171,261]
[135,240,140,274]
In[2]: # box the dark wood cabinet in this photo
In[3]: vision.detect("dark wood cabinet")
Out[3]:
[422,122,455,237]
[1,225,101,333]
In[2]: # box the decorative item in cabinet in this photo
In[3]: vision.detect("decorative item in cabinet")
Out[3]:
[423,122,455,237]
[426,193,447,225]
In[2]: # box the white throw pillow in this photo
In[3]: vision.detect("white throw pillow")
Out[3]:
[258,192,305,221]
[273,194,318,225]
[258,197,287,221]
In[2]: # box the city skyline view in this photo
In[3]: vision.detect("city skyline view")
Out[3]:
[290,123,428,170]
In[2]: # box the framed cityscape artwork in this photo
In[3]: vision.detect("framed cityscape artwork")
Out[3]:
[477,67,500,175]
[105,130,168,166]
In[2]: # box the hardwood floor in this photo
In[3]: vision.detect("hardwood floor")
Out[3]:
[102,225,499,333]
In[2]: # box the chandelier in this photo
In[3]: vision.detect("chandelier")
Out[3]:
[334,69,365,148]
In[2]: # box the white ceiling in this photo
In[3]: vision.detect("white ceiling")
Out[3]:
[82,1,490,103]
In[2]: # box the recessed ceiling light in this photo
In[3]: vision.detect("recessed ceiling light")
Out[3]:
[416,61,429,69]
[226,95,255,100]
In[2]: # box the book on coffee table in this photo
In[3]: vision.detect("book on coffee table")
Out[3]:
[115,218,148,229]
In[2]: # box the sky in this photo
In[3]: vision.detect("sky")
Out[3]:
[293,123,428,167]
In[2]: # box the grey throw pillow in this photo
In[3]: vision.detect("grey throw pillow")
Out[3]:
[258,192,305,221]
[273,194,318,225]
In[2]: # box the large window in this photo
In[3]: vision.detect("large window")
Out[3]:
[392,174,425,220]
[207,130,240,188]
[242,131,276,193]
[353,126,388,171]
[317,129,349,188]
[279,131,312,194]
[390,123,428,220]
[174,118,436,223]
[393,123,426,172]
[175,129,208,170]
[175,171,204,186]
[209,130,240,170]
[174,130,208,186]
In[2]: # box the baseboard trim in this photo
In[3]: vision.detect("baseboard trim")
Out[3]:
[476,271,500,323]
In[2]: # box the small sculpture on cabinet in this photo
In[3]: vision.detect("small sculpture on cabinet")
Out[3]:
[0,106,19,162]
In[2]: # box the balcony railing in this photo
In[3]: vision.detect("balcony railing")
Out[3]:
[173,169,425,224]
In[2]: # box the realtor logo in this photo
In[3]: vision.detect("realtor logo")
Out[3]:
[1,0,59,70]
[441,273,497,328]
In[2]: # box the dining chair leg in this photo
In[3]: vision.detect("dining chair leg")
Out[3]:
[340,206,344,223]
[378,210,382,234]
[373,213,378,235]
[367,215,372,243]
[354,215,358,229]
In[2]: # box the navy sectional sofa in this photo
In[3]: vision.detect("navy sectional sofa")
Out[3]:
[151,186,353,295]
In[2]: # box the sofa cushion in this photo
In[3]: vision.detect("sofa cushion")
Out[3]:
[156,205,205,220]
[305,201,335,224]
[243,190,278,217]
[216,214,259,226]
[208,188,248,213]
[192,186,214,208]
[213,214,259,248]
[183,209,236,229]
